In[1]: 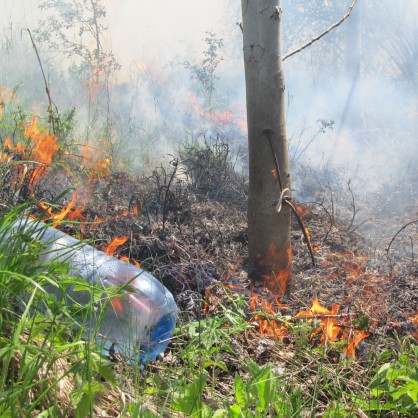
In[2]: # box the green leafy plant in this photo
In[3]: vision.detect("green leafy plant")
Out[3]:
[368,344,418,416]
[231,361,279,417]
[171,374,213,417]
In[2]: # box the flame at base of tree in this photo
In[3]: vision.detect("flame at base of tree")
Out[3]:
[252,243,292,296]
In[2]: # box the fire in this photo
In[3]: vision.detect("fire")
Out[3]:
[24,116,59,164]
[344,330,370,358]
[276,268,291,296]
[66,206,86,222]
[251,295,370,359]
[39,192,78,223]
[103,236,129,257]
[258,244,292,296]
[294,296,335,317]
[1,117,60,195]
[89,66,102,97]
[79,143,112,180]
[120,255,140,267]
[289,199,319,253]
[294,297,343,345]
[294,204,311,219]
[1,137,22,163]
[89,207,139,231]
[188,95,247,133]
[23,116,60,188]
[408,312,418,324]
[250,294,290,339]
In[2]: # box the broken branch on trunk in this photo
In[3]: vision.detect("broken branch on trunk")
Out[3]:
[285,197,316,268]
[265,130,316,268]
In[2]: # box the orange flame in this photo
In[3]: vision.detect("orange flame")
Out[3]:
[250,294,290,339]
[89,207,139,231]
[344,330,370,358]
[89,66,102,97]
[258,244,292,296]
[251,294,370,358]
[66,206,86,222]
[294,296,333,318]
[250,294,258,312]
[295,204,311,219]
[188,95,247,133]
[103,236,129,257]
[120,255,140,267]
[79,142,112,180]
[1,137,20,162]
[294,297,343,345]
[23,116,60,187]
[39,192,78,223]
[408,312,418,324]
[289,199,318,253]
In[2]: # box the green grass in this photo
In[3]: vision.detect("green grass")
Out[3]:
[1,108,417,417]
[1,204,418,417]
[0,205,124,417]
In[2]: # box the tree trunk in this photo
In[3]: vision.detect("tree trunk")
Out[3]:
[241,0,291,296]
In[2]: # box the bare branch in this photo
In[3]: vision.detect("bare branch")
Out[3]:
[386,219,418,254]
[26,28,58,133]
[283,0,358,62]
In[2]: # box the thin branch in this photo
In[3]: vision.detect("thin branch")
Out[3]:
[285,198,316,268]
[303,201,334,244]
[162,158,179,232]
[283,0,358,62]
[346,178,359,232]
[26,28,58,133]
[386,219,418,254]
[264,129,283,192]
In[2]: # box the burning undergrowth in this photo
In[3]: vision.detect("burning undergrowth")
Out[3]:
[5,130,418,346]
[1,117,418,415]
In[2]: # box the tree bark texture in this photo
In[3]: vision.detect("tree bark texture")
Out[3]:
[241,0,291,295]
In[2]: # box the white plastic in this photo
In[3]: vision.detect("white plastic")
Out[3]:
[8,219,178,361]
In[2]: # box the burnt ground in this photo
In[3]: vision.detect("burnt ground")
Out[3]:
[34,159,418,351]
[2,149,418,415]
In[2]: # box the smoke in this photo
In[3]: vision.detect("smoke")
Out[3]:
[1,0,417,227]
[281,1,418,207]
[102,0,236,67]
